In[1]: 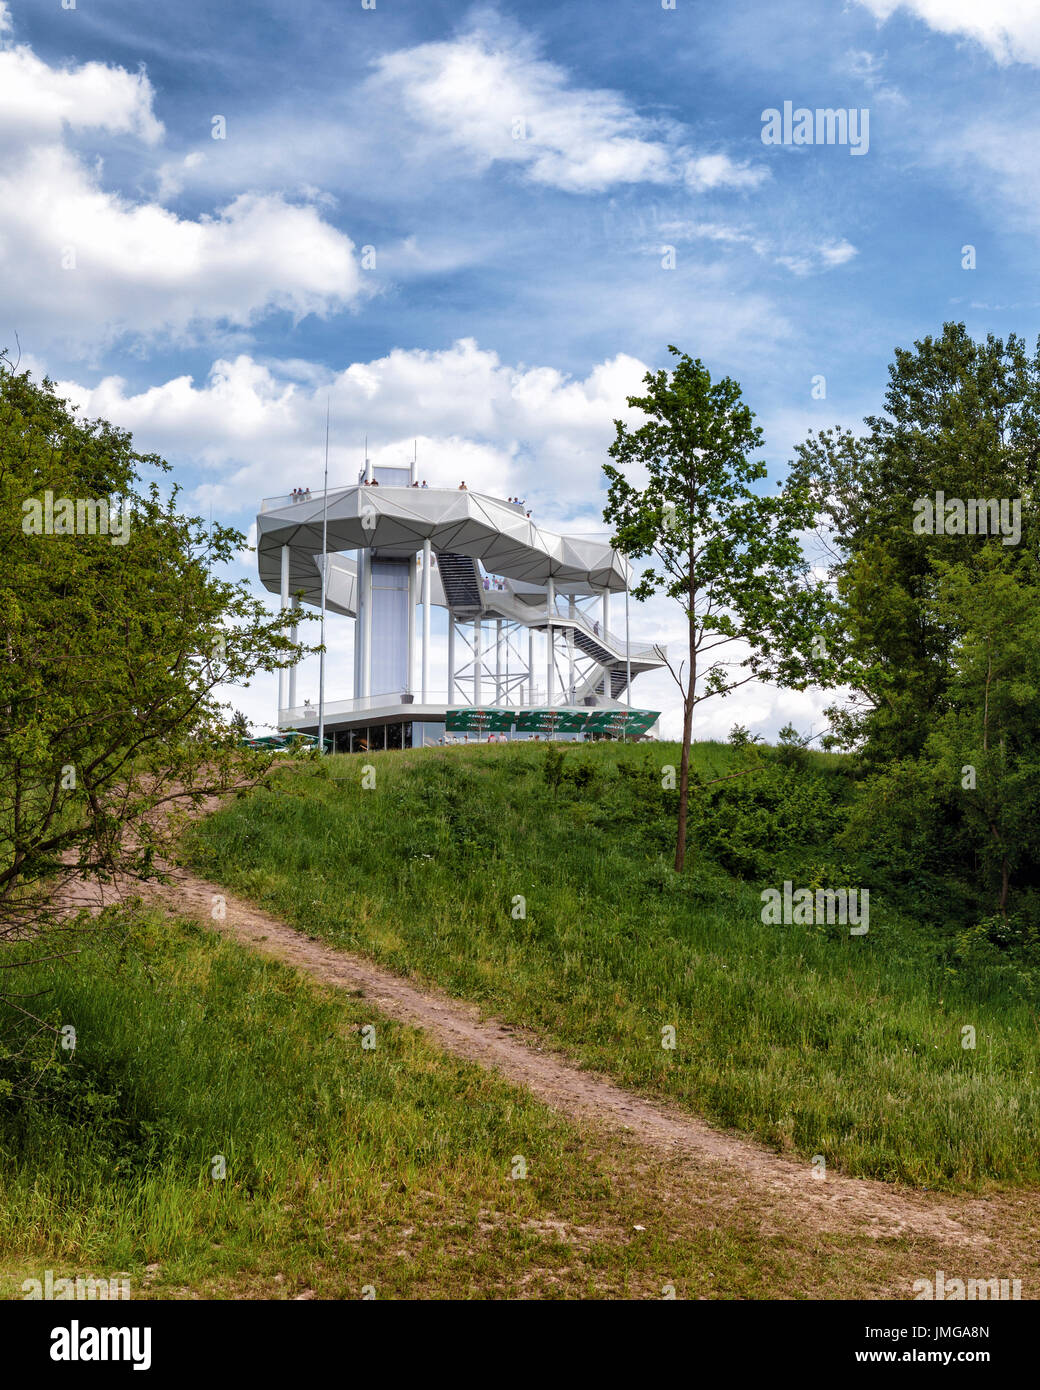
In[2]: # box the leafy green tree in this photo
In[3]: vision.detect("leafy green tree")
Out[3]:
[603,346,829,871]
[229,710,251,740]
[788,322,1040,763]
[0,362,303,1006]
[794,322,1040,939]
[846,547,1040,932]
[927,551,1040,926]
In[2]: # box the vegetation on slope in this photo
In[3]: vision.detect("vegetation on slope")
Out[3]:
[0,902,980,1300]
[185,739,1040,1190]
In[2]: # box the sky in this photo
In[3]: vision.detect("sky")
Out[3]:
[5,0,1040,739]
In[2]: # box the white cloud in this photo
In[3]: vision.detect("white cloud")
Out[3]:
[0,22,365,353]
[842,48,907,103]
[683,154,768,193]
[0,41,163,146]
[155,150,205,202]
[925,117,1040,238]
[55,339,653,514]
[856,0,1040,67]
[55,339,835,739]
[818,239,858,268]
[657,219,857,277]
[369,15,766,195]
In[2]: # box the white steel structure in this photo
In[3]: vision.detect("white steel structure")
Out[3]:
[257,465,666,749]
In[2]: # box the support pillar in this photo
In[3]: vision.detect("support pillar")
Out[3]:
[625,577,631,708]
[421,539,431,703]
[361,548,373,699]
[447,618,456,702]
[288,594,299,710]
[602,589,610,701]
[473,619,482,705]
[278,544,290,722]
[407,552,417,695]
[353,551,362,701]
[546,576,555,706]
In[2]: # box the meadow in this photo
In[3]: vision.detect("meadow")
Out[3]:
[181,739,1040,1191]
[1,901,970,1300]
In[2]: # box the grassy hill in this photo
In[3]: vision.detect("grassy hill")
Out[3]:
[4,902,987,1301]
[182,739,1040,1191]
[4,737,1039,1300]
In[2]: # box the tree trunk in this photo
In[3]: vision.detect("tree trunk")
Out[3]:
[674,694,694,871]
[674,557,697,873]
[990,821,1010,927]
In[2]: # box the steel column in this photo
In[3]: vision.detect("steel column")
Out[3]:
[421,539,431,703]
[288,594,299,710]
[278,544,290,721]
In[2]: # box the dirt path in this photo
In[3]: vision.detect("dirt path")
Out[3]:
[64,858,1040,1274]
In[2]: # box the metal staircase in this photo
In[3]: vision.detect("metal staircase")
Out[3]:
[571,625,615,667]
[470,578,664,704]
[426,550,664,704]
[436,553,482,614]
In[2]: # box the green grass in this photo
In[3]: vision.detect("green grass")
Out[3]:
[0,903,965,1301]
[0,905,671,1298]
[183,740,1040,1191]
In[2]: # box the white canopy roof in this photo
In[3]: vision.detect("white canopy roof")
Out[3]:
[257,485,632,615]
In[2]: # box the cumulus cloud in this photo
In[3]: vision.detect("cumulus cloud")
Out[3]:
[55,339,653,516]
[55,340,836,739]
[0,19,365,353]
[0,41,164,146]
[368,14,766,195]
[855,0,1040,67]
[683,154,767,193]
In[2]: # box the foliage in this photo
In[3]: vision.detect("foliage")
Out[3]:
[0,362,305,1010]
[602,346,829,870]
[790,323,1040,935]
[185,741,1040,1188]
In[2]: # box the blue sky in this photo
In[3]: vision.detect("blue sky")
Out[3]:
[5,0,1040,736]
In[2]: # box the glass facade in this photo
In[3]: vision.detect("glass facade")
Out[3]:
[332,721,415,752]
[328,719,609,751]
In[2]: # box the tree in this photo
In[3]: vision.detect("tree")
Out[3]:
[844,547,1040,933]
[787,323,1040,764]
[603,347,828,871]
[925,550,1040,928]
[788,322,1040,940]
[0,362,303,1012]
[229,710,251,740]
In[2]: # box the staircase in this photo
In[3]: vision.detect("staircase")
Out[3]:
[571,626,614,667]
[437,553,482,614]
[436,554,666,703]
[572,663,642,703]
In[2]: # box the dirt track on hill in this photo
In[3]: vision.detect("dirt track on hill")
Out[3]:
[62,852,1040,1291]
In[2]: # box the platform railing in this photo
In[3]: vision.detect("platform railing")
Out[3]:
[277,686,626,726]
